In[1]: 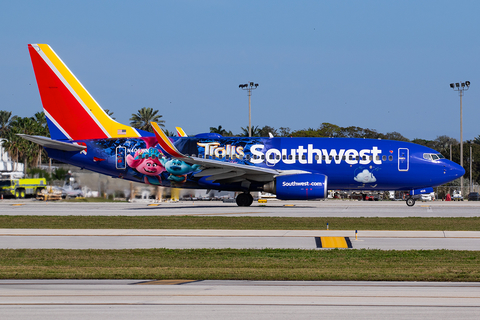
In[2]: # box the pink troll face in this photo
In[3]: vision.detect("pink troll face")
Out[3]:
[126,148,166,185]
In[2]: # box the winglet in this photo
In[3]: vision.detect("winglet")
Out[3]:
[176,127,188,137]
[151,122,185,158]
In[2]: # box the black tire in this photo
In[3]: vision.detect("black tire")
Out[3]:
[236,193,253,207]
[406,197,415,207]
[15,189,20,199]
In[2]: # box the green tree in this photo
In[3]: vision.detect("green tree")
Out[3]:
[2,113,50,172]
[383,131,410,142]
[104,109,115,120]
[278,127,291,137]
[259,126,278,137]
[0,110,17,138]
[130,107,164,132]
[210,125,233,136]
[239,125,261,137]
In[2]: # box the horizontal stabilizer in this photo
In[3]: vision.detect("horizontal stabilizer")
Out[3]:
[18,134,87,151]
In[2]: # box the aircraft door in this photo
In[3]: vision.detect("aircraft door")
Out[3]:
[398,148,409,171]
[116,146,127,170]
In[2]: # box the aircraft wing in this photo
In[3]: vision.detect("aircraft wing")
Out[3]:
[181,156,279,183]
[151,122,309,184]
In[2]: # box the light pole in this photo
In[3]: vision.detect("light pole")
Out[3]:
[467,140,474,194]
[239,82,259,137]
[450,81,470,197]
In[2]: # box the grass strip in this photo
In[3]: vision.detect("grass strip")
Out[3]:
[1,249,479,281]
[1,216,480,230]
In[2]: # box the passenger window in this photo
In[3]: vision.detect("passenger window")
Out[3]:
[388,155,393,161]
[382,155,386,161]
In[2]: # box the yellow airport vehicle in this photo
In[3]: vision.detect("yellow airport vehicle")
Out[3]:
[0,178,47,199]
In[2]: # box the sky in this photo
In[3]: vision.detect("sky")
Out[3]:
[1,0,479,141]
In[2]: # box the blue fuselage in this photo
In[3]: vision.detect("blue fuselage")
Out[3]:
[45,136,465,192]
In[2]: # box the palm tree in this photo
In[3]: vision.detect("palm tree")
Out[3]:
[0,110,16,138]
[104,109,115,120]
[239,125,261,137]
[3,114,50,172]
[129,107,164,132]
[210,125,233,136]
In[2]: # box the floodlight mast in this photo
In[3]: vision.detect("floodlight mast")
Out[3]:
[450,81,470,197]
[239,82,259,137]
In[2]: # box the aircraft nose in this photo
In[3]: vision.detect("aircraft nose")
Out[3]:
[446,161,465,179]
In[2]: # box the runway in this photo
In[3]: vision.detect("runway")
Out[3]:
[1,199,480,217]
[1,280,479,320]
[2,229,480,250]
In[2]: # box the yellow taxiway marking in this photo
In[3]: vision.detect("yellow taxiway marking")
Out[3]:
[317,236,352,248]
[11,204,24,206]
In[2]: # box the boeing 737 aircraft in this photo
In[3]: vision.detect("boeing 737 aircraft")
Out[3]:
[23,44,465,206]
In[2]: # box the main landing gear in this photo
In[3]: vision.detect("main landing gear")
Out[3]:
[236,192,253,207]
[406,197,415,207]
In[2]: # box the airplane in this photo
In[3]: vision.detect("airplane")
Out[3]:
[23,44,465,207]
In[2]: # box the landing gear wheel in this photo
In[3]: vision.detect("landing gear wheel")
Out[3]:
[406,197,415,207]
[236,193,253,207]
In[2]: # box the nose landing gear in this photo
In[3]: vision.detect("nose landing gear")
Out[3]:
[406,197,415,207]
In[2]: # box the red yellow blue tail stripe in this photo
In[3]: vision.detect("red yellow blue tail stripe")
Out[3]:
[176,127,187,137]
[152,122,185,158]
[28,44,141,140]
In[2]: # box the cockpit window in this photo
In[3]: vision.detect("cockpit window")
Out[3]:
[423,153,445,161]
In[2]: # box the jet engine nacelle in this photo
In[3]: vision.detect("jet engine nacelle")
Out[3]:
[263,173,328,200]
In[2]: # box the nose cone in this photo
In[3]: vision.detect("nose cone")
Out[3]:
[446,161,465,181]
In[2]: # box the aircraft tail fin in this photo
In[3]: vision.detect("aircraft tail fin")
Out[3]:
[28,44,142,141]
[176,127,188,137]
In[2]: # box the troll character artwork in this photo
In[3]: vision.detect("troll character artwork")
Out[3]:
[126,148,166,185]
